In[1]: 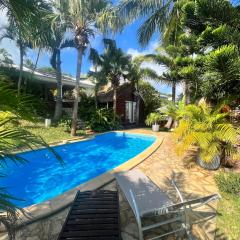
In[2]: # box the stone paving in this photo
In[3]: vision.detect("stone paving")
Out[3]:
[0,129,219,240]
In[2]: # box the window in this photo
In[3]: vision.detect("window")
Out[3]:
[125,101,137,123]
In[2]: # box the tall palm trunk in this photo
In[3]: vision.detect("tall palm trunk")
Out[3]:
[53,49,63,122]
[94,86,98,109]
[71,47,83,136]
[172,82,176,103]
[183,80,191,105]
[113,84,117,121]
[94,66,98,109]
[24,48,41,93]
[18,44,24,95]
[31,48,41,78]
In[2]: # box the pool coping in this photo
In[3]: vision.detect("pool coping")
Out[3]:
[4,131,163,229]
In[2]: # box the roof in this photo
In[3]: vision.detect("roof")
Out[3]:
[12,64,95,89]
[98,83,143,103]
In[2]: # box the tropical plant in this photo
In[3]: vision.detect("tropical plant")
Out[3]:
[54,0,111,136]
[0,48,13,66]
[145,112,165,126]
[78,93,96,123]
[163,98,185,121]
[201,45,240,101]
[46,24,75,122]
[142,45,181,102]
[88,48,107,108]
[117,0,185,46]
[174,100,239,167]
[1,0,55,46]
[24,59,34,70]
[90,108,121,132]
[88,39,132,118]
[0,76,61,239]
[138,81,162,118]
[179,0,240,102]
[0,23,31,94]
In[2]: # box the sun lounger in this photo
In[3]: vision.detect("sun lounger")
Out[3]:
[115,169,220,240]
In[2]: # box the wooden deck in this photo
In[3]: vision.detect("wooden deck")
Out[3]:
[58,190,121,240]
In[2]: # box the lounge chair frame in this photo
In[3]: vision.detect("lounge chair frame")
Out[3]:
[115,170,220,240]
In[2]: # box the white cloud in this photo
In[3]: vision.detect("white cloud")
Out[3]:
[0,9,8,28]
[127,40,159,58]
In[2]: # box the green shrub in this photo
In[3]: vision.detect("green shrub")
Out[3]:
[78,94,96,122]
[145,112,166,126]
[90,108,122,132]
[215,172,240,196]
[58,117,72,132]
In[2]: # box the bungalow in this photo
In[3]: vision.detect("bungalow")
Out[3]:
[1,64,95,114]
[18,65,95,97]
[97,83,145,127]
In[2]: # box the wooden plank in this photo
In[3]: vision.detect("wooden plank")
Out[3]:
[75,195,117,200]
[71,204,117,210]
[61,236,119,240]
[66,218,118,224]
[64,224,118,231]
[67,213,118,219]
[62,229,119,237]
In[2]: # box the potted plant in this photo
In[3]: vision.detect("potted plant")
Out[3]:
[145,113,164,132]
[174,101,239,170]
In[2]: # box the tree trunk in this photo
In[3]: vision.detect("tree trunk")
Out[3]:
[172,82,176,103]
[113,85,117,121]
[31,48,41,78]
[94,66,98,109]
[183,80,191,105]
[53,49,63,122]
[71,47,83,136]
[94,86,98,109]
[18,44,24,95]
[136,97,140,126]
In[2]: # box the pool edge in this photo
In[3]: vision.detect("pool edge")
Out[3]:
[11,131,163,228]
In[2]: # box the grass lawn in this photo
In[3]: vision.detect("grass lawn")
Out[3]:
[216,192,240,239]
[22,121,86,144]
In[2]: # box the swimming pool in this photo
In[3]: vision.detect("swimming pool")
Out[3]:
[1,132,156,207]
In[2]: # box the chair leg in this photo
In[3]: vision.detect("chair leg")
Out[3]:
[137,222,144,240]
[185,225,194,240]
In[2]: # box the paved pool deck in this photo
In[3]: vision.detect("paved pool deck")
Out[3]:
[0,129,219,240]
[114,129,219,240]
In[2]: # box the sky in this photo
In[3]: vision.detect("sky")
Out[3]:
[0,3,180,95]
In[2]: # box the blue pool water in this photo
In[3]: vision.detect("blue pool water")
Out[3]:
[0,132,156,207]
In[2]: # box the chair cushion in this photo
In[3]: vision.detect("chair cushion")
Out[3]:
[115,169,173,217]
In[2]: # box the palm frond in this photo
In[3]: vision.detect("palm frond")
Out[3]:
[173,99,239,166]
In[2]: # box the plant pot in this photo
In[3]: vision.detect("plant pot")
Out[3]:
[197,155,221,170]
[152,124,159,132]
[45,118,51,128]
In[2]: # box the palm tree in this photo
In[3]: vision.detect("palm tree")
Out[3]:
[117,0,184,46]
[46,26,75,121]
[0,0,54,45]
[116,0,193,103]
[0,23,30,94]
[55,0,111,136]
[88,48,107,109]
[91,39,132,117]
[142,45,181,103]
